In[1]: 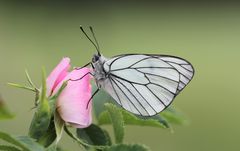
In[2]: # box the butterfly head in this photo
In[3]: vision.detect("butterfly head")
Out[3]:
[91,54,107,83]
[92,54,100,63]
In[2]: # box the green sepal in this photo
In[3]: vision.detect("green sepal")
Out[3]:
[25,69,38,89]
[54,111,64,144]
[28,68,51,141]
[37,119,57,147]
[7,83,36,92]
[48,81,67,116]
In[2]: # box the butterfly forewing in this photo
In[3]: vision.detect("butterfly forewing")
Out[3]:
[101,54,194,116]
[158,56,194,92]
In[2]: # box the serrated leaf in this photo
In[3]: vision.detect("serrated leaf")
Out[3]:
[76,124,111,146]
[0,131,44,151]
[98,106,168,129]
[104,144,150,151]
[28,68,51,141]
[0,145,21,151]
[104,103,124,144]
[0,97,14,120]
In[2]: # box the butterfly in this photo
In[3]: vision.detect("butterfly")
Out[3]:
[72,26,194,117]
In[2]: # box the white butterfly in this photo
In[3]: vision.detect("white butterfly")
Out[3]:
[73,26,194,117]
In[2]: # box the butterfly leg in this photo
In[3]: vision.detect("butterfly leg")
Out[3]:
[73,62,91,70]
[68,72,94,82]
[86,88,100,109]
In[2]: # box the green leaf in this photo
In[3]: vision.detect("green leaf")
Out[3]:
[0,131,44,151]
[149,114,171,128]
[45,146,57,151]
[15,136,45,151]
[46,146,67,151]
[37,119,57,147]
[0,145,21,151]
[76,124,111,146]
[0,97,14,120]
[123,111,168,128]
[104,103,124,144]
[64,126,106,150]
[160,107,188,125]
[0,131,25,149]
[54,111,64,144]
[28,68,51,141]
[98,106,168,129]
[104,144,150,151]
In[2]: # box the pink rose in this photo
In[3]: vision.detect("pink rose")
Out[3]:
[46,57,92,128]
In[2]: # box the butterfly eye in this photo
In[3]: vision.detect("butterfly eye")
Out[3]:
[92,54,99,63]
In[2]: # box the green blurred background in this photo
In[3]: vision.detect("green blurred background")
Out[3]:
[1,1,240,150]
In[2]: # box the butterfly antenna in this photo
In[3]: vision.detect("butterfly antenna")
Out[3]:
[80,26,99,53]
[89,26,101,56]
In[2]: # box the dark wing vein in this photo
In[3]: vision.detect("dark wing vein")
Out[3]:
[112,78,152,115]
[110,73,175,95]
[109,76,143,116]
[180,65,193,72]
[130,83,158,114]
[109,76,123,107]
[136,69,179,83]
[110,66,172,72]
[145,85,168,107]
[129,56,153,67]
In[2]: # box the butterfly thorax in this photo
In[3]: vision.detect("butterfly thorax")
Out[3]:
[92,54,108,87]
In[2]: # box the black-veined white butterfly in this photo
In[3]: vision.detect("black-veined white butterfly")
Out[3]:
[72,26,194,117]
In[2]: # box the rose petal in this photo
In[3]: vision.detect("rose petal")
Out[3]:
[46,57,70,97]
[56,68,92,128]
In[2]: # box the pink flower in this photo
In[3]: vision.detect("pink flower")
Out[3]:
[46,57,92,128]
